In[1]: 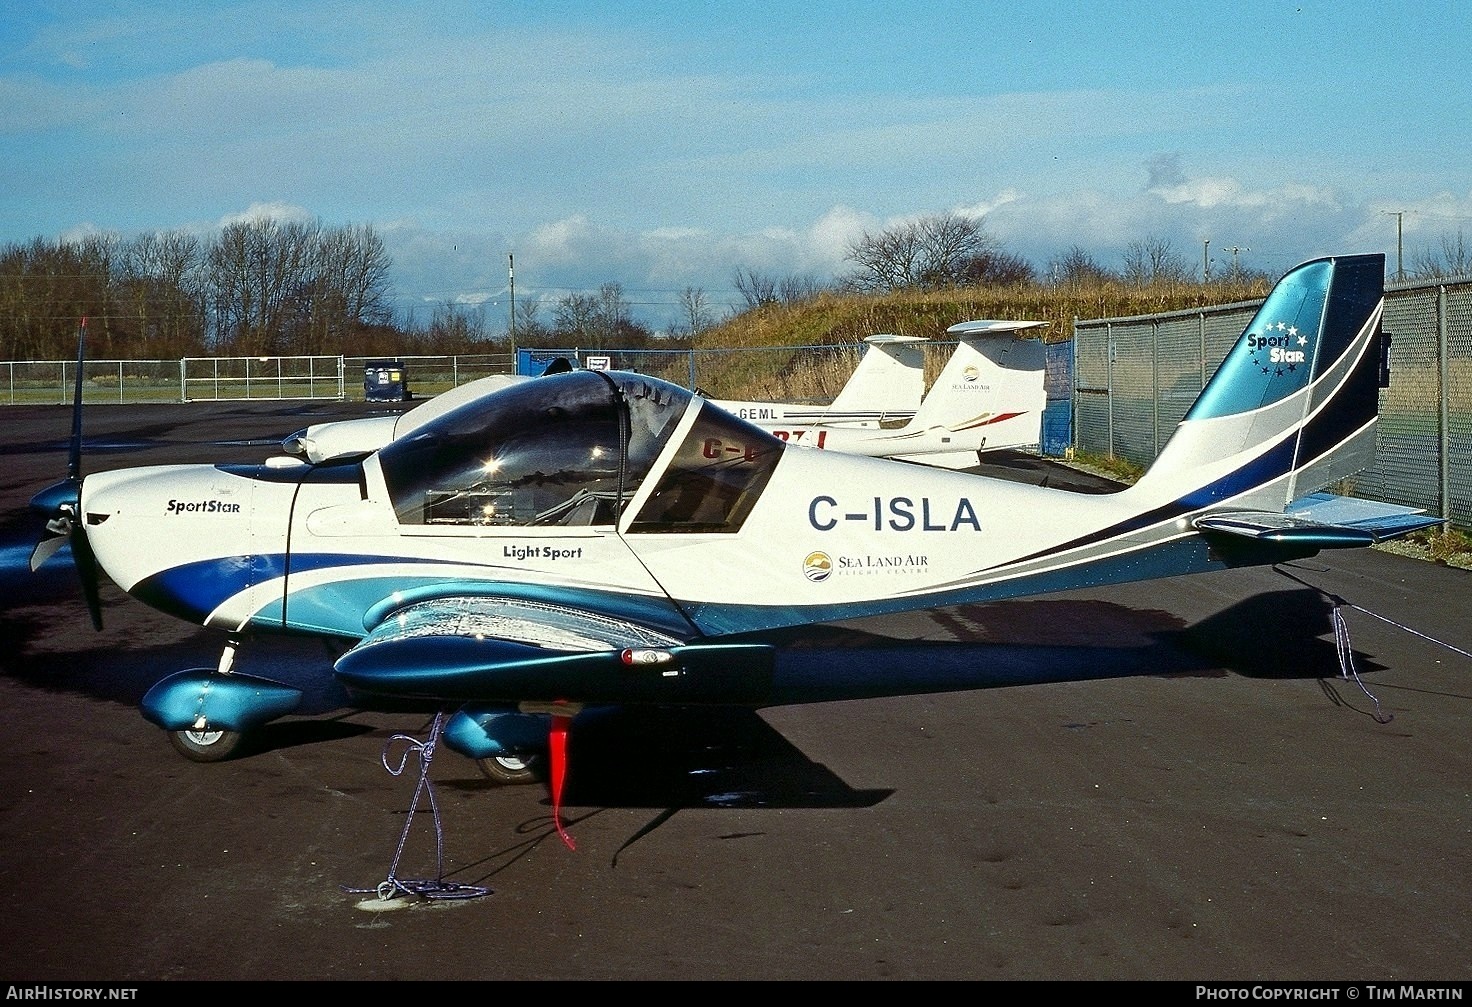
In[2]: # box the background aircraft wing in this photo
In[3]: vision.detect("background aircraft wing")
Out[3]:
[333,594,774,705]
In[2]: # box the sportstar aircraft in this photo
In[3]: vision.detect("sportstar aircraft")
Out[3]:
[29,254,1441,820]
[284,332,928,465]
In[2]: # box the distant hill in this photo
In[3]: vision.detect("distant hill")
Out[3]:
[688,277,1270,401]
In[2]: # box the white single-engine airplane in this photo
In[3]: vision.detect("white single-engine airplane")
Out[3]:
[785,319,1047,467]
[283,331,930,465]
[710,330,928,432]
[29,253,1440,831]
[286,323,1045,470]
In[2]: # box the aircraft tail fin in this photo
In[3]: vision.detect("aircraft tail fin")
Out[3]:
[906,320,1047,443]
[825,333,926,421]
[1134,252,1437,542]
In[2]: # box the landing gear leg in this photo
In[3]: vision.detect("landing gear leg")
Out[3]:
[167,636,247,763]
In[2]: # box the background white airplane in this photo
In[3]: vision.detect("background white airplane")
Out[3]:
[788,319,1048,466]
[712,331,927,430]
[27,252,1440,847]
[287,324,1047,470]
[285,331,930,465]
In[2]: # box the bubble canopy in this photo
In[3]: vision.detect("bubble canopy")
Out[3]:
[376,369,783,534]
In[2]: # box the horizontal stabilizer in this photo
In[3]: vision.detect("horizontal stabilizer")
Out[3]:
[1195,492,1442,548]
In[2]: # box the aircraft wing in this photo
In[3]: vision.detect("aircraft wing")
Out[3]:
[333,595,775,705]
[1195,492,1443,548]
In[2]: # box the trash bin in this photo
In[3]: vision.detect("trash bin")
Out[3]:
[363,360,412,401]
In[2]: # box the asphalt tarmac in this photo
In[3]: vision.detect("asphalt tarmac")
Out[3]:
[0,400,1469,982]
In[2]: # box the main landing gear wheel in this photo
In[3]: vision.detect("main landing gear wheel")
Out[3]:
[475,753,544,785]
[169,727,246,763]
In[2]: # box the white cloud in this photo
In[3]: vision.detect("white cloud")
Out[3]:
[216,202,315,227]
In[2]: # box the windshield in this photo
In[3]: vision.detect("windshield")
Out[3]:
[627,398,783,533]
[377,370,690,527]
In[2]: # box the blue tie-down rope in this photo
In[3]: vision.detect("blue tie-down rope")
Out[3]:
[1276,562,1472,725]
[343,711,493,902]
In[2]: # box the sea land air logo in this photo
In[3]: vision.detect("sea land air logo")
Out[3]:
[962,364,981,383]
[802,551,833,582]
[803,548,932,580]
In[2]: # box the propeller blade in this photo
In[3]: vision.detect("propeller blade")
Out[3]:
[71,525,104,632]
[67,318,86,482]
[29,316,102,629]
[29,529,69,572]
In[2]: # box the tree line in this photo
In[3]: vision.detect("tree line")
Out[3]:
[0,218,679,363]
[3,211,1466,362]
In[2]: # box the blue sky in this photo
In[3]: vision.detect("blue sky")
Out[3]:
[4,1,1470,331]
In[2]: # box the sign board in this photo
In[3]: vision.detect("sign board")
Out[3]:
[586,355,612,371]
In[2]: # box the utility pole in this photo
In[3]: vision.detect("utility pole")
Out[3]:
[1225,245,1250,277]
[508,252,516,370]
[1202,238,1211,282]
[1384,211,1405,280]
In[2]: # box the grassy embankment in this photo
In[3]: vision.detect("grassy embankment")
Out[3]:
[689,275,1472,567]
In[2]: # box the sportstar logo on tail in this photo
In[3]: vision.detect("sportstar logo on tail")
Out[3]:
[1248,321,1313,374]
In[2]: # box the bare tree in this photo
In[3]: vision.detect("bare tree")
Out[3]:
[120,230,206,357]
[206,217,318,353]
[425,301,487,350]
[733,266,779,308]
[844,212,1000,291]
[777,273,828,304]
[1046,245,1115,286]
[958,248,1036,286]
[677,286,715,335]
[843,221,925,292]
[0,237,114,359]
[552,291,602,346]
[595,282,630,345]
[301,224,393,352]
[514,298,549,343]
[1122,237,1192,286]
[1411,230,1472,280]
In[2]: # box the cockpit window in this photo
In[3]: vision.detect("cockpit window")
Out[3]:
[377,370,689,527]
[627,400,782,533]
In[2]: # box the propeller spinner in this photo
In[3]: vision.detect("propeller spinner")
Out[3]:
[29,318,104,630]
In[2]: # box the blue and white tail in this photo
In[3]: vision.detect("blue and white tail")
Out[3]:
[1133,253,1439,545]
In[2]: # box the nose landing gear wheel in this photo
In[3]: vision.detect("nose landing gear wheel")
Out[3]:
[169,727,245,763]
[475,753,544,785]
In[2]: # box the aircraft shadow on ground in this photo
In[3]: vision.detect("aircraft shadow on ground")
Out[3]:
[2,531,1380,783]
[466,705,891,812]
[762,589,1376,705]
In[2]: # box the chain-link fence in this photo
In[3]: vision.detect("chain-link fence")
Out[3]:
[1072,275,1472,531]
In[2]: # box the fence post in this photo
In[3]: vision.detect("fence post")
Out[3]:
[1439,284,1450,536]
[1151,320,1160,457]
[1106,322,1115,458]
[1198,311,1207,396]
[1070,320,1080,457]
